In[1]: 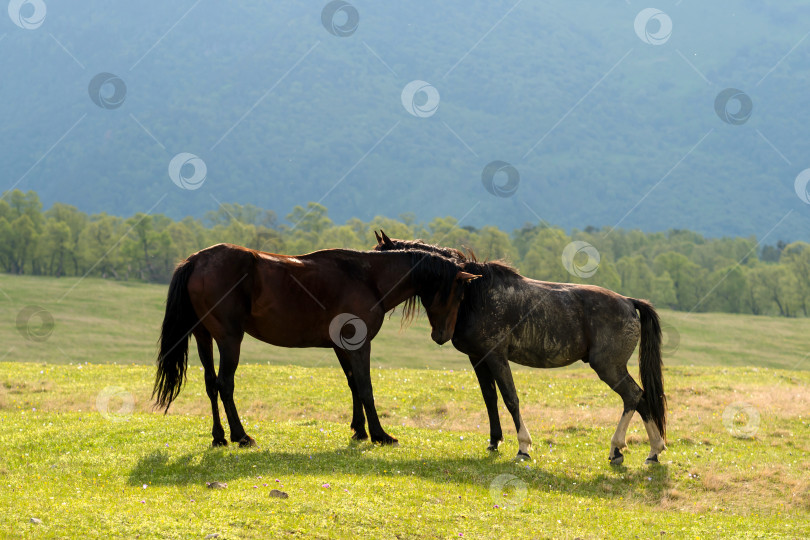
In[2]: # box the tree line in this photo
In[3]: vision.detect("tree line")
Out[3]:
[2,189,808,317]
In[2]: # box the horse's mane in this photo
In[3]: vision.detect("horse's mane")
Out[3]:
[399,249,465,326]
[376,238,520,278]
[326,247,465,328]
[374,238,522,311]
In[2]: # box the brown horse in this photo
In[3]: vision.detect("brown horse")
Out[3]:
[152,243,478,447]
[374,232,667,465]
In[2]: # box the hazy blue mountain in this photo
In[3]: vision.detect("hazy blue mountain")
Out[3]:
[2,0,810,240]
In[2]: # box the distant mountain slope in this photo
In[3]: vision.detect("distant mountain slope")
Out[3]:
[2,0,810,239]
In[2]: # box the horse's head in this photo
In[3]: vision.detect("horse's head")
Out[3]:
[375,231,479,344]
[424,268,478,344]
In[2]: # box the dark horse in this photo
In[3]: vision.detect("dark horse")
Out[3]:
[374,232,666,465]
[153,243,478,447]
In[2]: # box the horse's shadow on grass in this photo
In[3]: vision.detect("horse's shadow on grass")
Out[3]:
[128,443,671,504]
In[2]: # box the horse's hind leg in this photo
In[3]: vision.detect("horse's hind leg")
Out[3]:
[194,327,227,447]
[591,360,643,465]
[335,350,368,441]
[470,358,503,451]
[215,333,255,447]
[636,394,666,464]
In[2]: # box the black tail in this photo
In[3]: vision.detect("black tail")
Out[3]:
[152,258,198,412]
[632,298,667,441]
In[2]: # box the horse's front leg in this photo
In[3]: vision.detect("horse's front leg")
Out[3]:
[471,357,503,451]
[337,343,397,445]
[486,353,532,459]
[334,348,368,440]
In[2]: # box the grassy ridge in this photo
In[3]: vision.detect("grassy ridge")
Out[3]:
[1,274,808,371]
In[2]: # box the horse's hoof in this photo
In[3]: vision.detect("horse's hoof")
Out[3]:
[515,451,531,461]
[645,454,660,465]
[351,431,369,441]
[487,439,503,452]
[237,436,257,448]
[372,434,399,446]
[211,438,228,447]
[486,445,499,452]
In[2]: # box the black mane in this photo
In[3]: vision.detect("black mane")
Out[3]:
[374,238,521,310]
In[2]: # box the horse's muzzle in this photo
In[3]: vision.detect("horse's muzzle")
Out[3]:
[431,329,451,345]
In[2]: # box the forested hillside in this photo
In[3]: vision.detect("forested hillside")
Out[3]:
[2,1,810,239]
[3,189,809,318]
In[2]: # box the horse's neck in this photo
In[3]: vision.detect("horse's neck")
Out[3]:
[368,252,419,311]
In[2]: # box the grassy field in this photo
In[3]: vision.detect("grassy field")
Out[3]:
[2,274,809,371]
[1,274,809,538]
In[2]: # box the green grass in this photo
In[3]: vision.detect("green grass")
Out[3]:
[2,274,809,371]
[1,274,809,538]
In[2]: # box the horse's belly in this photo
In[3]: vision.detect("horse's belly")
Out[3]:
[507,330,587,368]
[244,317,332,348]
[509,348,581,368]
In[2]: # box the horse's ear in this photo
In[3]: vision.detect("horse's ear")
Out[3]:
[374,230,383,244]
[456,271,480,283]
[380,230,394,247]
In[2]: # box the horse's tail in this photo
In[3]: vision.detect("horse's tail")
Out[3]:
[152,258,198,412]
[631,298,667,441]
